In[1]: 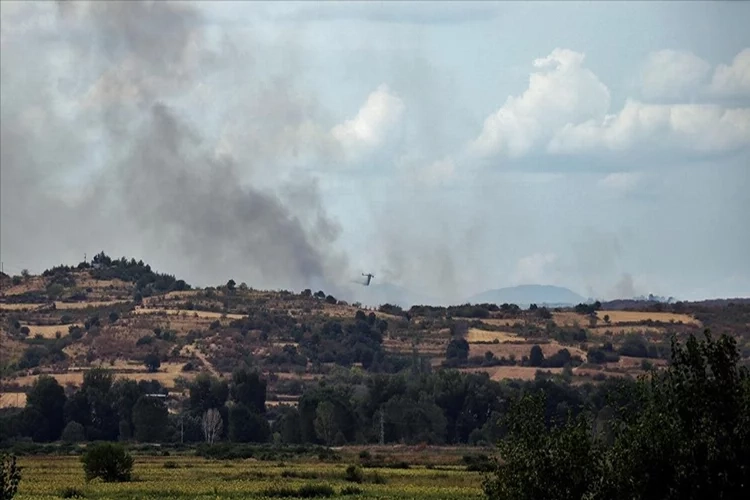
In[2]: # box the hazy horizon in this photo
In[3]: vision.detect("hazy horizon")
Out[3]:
[2,1,749,303]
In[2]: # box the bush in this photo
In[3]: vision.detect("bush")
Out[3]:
[61,422,86,443]
[163,461,179,469]
[1,453,22,500]
[136,336,153,346]
[80,443,134,482]
[262,483,335,498]
[59,486,85,498]
[344,464,363,483]
[340,485,363,495]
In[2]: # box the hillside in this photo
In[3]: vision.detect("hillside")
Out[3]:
[1,254,749,435]
[468,284,586,307]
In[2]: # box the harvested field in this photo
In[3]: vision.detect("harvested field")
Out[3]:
[472,340,587,360]
[465,328,518,343]
[596,310,700,325]
[0,392,26,408]
[490,366,562,381]
[480,318,520,327]
[552,312,586,326]
[0,303,45,311]
[11,364,199,389]
[21,323,81,339]
[133,307,245,320]
[592,325,665,336]
[54,300,129,309]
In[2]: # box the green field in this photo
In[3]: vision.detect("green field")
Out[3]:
[14,454,484,499]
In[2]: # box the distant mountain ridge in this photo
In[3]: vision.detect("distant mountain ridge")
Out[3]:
[467,284,586,307]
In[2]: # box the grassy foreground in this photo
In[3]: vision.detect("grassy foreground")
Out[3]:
[15,454,484,499]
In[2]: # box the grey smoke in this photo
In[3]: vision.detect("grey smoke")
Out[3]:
[0,1,347,290]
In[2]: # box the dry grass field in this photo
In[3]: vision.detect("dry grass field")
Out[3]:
[490,366,562,381]
[21,323,82,339]
[592,325,665,336]
[0,303,45,311]
[596,310,700,325]
[54,300,129,309]
[471,340,587,360]
[479,318,520,327]
[465,328,518,343]
[133,307,246,320]
[0,392,26,408]
[10,362,197,390]
[552,312,586,326]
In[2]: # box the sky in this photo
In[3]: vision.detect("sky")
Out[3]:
[1,1,749,303]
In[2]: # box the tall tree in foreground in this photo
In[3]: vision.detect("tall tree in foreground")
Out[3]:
[484,330,750,500]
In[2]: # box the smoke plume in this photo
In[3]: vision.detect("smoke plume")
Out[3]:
[1,1,347,290]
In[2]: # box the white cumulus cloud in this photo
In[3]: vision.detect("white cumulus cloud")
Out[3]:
[710,48,750,97]
[549,100,750,154]
[331,84,405,160]
[469,49,610,159]
[639,49,711,100]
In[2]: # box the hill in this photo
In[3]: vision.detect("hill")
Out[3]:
[344,282,442,308]
[467,284,586,306]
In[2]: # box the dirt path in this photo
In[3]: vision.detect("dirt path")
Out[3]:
[184,344,219,377]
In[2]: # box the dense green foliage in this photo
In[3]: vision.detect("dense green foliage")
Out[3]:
[81,442,134,482]
[484,331,750,500]
[0,453,21,500]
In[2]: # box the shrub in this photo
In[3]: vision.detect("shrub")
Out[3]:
[358,450,371,460]
[340,485,363,495]
[369,471,386,484]
[163,461,179,469]
[80,443,134,482]
[281,470,318,479]
[59,486,85,498]
[61,422,86,443]
[1,453,22,500]
[136,336,153,346]
[143,353,161,373]
[262,483,335,498]
[344,464,363,483]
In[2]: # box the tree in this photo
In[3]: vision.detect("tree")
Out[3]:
[272,407,302,444]
[529,345,544,367]
[46,283,64,300]
[229,368,266,414]
[143,353,161,373]
[603,314,611,324]
[25,375,66,442]
[61,422,85,443]
[314,401,337,446]
[132,396,168,442]
[226,279,236,291]
[483,393,605,500]
[78,368,118,440]
[1,453,21,500]
[202,408,223,445]
[21,269,29,281]
[605,331,750,499]
[187,374,228,415]
[228,404,270,443]
[484,331,750,500]
[81,443,133,483]
[446,338,470,362]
